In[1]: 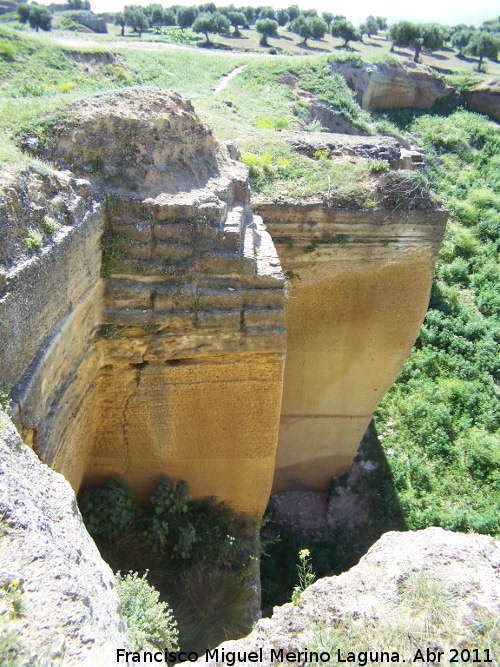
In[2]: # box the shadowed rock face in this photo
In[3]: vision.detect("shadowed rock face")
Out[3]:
[1,89,446,517]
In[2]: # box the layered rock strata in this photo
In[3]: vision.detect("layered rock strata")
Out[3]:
[1,90,286,516]
[0,89,446,515]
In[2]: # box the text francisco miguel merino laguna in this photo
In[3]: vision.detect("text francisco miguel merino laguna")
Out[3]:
[117,647,409,664]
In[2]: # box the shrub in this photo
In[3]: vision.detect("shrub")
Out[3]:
[0,41,14,61]
[23,228,43,252]
[40,215,59,236]
[115,572,178,651]
[463,430,500,482]
[439,257,469,286]
[256,117,274,129]
[368,159,389,173]
[383,171,431,210]
[81,477,256,650]
[58,82,74,93]
[469,188,500,211]
[453,227,478,258]
[80,477,137,538]
[452,200,480,227]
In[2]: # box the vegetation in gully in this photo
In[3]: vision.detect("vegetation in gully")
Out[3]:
[0,0,500,650]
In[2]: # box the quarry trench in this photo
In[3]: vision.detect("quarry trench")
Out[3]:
[0,88,448,521]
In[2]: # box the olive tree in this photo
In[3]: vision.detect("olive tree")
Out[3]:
[228,10,246,36]
[331,17,359,47]
[27,5,52,32]
[291,15,327,45]
[124,5,149,37]
[389,21,444,62]
[114,11,126,35]
[255,17,278,46]
[451,28,474,56]
[192,11,230,45]
[177,5,198,29]
[276,9,289,27]
[467,31,499,71]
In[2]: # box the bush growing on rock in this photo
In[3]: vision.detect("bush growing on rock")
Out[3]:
[115,572,178,651]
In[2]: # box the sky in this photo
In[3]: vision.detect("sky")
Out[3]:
[88,0,499,27]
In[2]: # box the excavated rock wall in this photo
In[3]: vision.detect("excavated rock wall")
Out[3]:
[253,198,446,491]
[0,168,104,490]
[1,89,446,516]
[0,90,287,517]
[466,79,500,121]
[331,60,455,111]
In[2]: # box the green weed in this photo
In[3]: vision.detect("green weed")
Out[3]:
[291,549,315,605]
[23,227,43,252]
[0,40,14,60]
[40,215,59,236]
[115,572,178,652]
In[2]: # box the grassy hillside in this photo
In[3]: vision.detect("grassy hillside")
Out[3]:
[372,109,500,534]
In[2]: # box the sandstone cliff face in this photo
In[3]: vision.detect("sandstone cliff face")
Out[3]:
[1,88,446,517]
[466,79,500,122]
[0,413,128,665]
[332,60,455,111]
[252,139,446,491]
[197,528,500,666]
[1,90,286,516]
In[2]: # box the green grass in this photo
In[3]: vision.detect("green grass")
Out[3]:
[372,109,500,536]
[240,141,374,200]
[0,27,382,200]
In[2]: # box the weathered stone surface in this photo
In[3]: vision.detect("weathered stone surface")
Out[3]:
[466,79,500,121]
[332,59,454,110]
[46,89,221,196]
[0,414,128,665]
[253,195,446,492]
[196,528,500,666]
[2,91,286,517]
[281,131,410,168]
[297,99,371,135]
[65,10,108,33]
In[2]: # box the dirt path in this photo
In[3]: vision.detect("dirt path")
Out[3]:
[213,65,246,93]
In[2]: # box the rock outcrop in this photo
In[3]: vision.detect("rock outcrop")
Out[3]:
[65,10,108,33]
[466,79,500,122]
[256,197,446,491]
[0,413,128,665]
[332,60,455,111]
[1,89,446,514]
[197,528,500,666]
[1,89,286,516]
